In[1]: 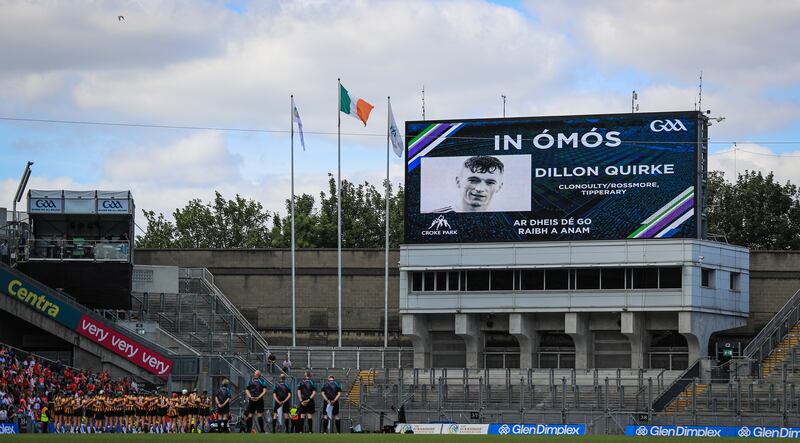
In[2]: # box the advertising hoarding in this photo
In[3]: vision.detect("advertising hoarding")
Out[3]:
[1,266,172,379]
[1,268,82,329]
[394,423,443,434]
[97,199,130,214]
[487,424,586,435]
[393,423,585,435]
[29,197,63,214]
[626,425,800,438]
[75,315,173,379]
[405,111,703,244]
[0,423,19,434]
[27,190,133,215]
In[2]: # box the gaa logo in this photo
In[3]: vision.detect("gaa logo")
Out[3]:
[636,426,649,436]
[102,200,124,209]
[35,199,57,209]
[738,427,751,437]
[448,424,459,434]
[649,119,687,132]
[498,424,511,435]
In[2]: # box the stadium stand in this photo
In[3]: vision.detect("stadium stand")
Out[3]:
[0,342,153,433]
[101,264,800,431]
[654,287,800,424]
[7,259,800,433]
[0,263,177,384]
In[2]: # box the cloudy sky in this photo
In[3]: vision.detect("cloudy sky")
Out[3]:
[2,0,800,229]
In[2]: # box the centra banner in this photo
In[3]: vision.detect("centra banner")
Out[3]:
[0,267,82,329]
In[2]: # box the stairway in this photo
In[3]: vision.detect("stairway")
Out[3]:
[665,383,707,413]
[131,267,270,358]
[347,370,377,407]
[761,324,800,378]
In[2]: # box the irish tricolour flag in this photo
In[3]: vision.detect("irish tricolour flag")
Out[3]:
[339,83,374,126]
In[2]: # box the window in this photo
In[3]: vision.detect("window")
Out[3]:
[491,270,514,291]
[545,269,569,290]
[435,272,447,291]
[730,272,740,291]
[575,269,600,289]
[414,266,688,292]
[411,272,422,292]
[423,272,435,291]
[632,268,658,289]
[519,270,544,290]
[448,271,460,291]
[601,268,626,289]
[659,267,682,288]
[701,268,714,288]
[466,271,490,291]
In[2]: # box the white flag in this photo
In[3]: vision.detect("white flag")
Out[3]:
[326,403,334,419]
[292,97,306,151]
[277,405,284,426]
[388,102,404,158]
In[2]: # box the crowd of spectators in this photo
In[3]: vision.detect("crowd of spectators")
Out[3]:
[0,344,140,433]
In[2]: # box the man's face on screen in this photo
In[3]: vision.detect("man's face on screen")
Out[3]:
[456,167,503,211]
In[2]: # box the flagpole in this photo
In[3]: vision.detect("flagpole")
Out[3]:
[290,95,297,347]
[337,78,343,348]
[384,96,390,348]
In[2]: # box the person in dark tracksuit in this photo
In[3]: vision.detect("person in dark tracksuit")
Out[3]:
[321,374,342,433]
[296,371,317,433]
[245,370,267,433]
[215,380,231,433]
[271,374,291,433]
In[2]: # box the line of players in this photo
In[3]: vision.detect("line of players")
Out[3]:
[49,389,213,433]
[241,370,342,433]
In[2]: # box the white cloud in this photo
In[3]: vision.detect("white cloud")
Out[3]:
[0,0,231,73]
[69,1,569,128]
[0,175,81,213]
[709,143,800,186]
[526,0,800,136]
[103,131,240,186]
[530,1,800,83]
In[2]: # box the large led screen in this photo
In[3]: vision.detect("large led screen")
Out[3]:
[405,111,703,244]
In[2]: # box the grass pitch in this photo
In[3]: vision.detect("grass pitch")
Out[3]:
[0,435,777,442]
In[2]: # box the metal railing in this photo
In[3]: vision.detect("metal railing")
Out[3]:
[651,358,701,412]
[24,238,130,261]
[266,346,414,370]
[0,341,83,374]
[647,348,690,371]
[180,267,270,355]
[744,287,800,363]
[356,374,800,432]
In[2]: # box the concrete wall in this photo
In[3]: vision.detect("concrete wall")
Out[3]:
[135,249,403,346]
[737,251,800,335]
[132,265,179,294]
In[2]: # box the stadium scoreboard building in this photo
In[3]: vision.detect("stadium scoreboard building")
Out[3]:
[399,111,748,371]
